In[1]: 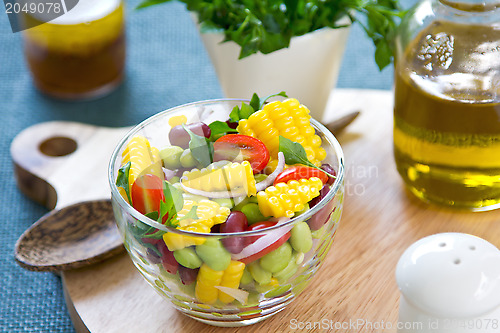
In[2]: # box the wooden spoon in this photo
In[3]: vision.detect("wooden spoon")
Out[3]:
[15,199,124,272]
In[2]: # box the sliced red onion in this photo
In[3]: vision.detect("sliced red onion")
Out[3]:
[162,167,176,181]
[214,286,249,304]
[254,152,285,192]
[231,217,291,261]
[179,152,285,198]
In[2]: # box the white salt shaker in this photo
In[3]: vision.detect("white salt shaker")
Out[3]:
[396,233,500,333]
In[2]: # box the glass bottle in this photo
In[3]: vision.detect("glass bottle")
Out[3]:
[393,0,500,210]
[22,0,126,100]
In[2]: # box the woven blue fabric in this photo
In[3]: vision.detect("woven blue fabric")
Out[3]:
[0,0,414,332]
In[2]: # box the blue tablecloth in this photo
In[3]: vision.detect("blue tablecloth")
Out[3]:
[0,1,413,331]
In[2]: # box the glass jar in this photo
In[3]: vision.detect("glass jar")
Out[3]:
[22,0,126,100]
[393,0,500,210]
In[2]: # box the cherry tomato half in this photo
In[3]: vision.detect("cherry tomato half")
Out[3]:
[239,221,291,264]
[131,174,164,215]
[213,134,269,174]
[273,165,328,185]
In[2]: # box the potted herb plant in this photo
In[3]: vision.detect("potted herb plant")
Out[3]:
[138,0,402,120]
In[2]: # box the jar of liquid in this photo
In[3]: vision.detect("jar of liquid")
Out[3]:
[393,0,500,210]
[22,0,125,100]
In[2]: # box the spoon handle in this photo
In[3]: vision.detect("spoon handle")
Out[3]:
[323,111,360,135]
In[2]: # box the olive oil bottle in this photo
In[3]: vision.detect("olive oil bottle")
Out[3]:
[393,0,500,210]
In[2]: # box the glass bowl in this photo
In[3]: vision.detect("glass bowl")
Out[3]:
[108,99,345,326]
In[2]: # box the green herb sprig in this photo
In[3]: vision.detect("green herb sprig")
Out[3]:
[137,0,404,70]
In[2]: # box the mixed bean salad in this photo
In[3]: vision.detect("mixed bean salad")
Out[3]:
[116,95,338,305]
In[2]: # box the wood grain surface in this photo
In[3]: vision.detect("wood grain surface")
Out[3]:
[16,89,500,332]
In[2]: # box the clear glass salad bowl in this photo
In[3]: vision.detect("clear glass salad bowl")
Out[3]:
[108,99,345,326]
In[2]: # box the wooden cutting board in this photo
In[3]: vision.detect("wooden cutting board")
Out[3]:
[13,89,500,333]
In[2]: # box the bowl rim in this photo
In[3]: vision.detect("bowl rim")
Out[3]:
[108,98,344,237]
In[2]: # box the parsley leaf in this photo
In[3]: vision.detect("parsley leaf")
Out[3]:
[116,162,132,203]
[182,124,214,167]
[159,181,184,228]
[180,205,198,220]
[208,121,238,140]
[278,136,335,178]
[137,0,404,70]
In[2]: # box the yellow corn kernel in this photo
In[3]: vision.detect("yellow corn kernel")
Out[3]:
[237,98,325,168]
[162,231,206,252]
[121,135,162,190]
[195,264,224,304]
[182,161,256,196]
[218,261,246,303]
[257,177,323,218]
[163,199,229,251]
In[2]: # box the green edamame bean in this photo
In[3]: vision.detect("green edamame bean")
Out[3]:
[173,247,202,269]
[240,267,253,285]
[294,203,310,217]
[160,146,184,169]
[212,198,234,209]
[169,176,180,184]
[232,197,250,211]
[260,242,292,273]
[290,222,313,253]
[247,196,258,204]
[248,261,271,285]
[240,203,266,225]
[254,174,267,183]
[195,238,231,271]
[273,252,299,283]
[180,149,197,168]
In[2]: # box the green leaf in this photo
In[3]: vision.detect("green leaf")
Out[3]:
[278,136,335,178]
[182,124,213,167]
[260,91,288,109]
[145,211,159,220]
[208,121,238,140]
[136,0,171,10]
[249,93,260,111]
[142,242,162,257]
[141,229,166,240]
[239,102,255,120]
[159,181,183,228]
[136,0,403,69]
[116,162,131,203]
[228,101,256,122]
[180,205,198,220]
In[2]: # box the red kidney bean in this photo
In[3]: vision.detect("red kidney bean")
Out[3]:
[146,248,162,264]
[320,164,337,185]
[179,266,199,285]
[308,184,335,230]
[220,211,248,254]
[168,122,211,148]
[157,240,179,274]
[226,120,238,129]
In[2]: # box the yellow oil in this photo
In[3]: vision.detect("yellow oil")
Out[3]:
[394,21,500,210]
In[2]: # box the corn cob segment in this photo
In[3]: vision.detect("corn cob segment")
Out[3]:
[177,199,231,230]
[162,199,230,251]
[218,261,246,303]
[237,99,326,169]
[195,263,224,304]
[121,135,162,190]
[163,227,207,252]
[181,161,256,196]
[257,177,323,218]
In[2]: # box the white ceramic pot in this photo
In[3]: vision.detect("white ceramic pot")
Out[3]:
[200,26,350,121]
